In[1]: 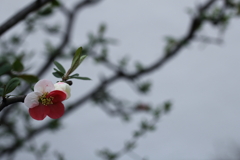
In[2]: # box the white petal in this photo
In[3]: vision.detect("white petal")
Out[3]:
[54,82,71,99]
[24,92,42,108]
[34,79,54,93]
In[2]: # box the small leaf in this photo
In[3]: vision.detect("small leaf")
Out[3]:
[164,101,172,113]
[70,55,86,74]
[38,6,53,16]
[71,47,82,68]
[152,107,161,119]
[138,81,151,93]
[4,78,21,95]
[0,63,11,76]
[51,0,61,7]
[119,56,129,68]
[54,61,65,74]
[140,120,149,130]
[133,131,142,138]
[135,62,144,71]
[49,120,61,130]
[70,76,91,80]
[12,59,24,72]
[98,23,106,34]
[18,74,38,83]
[69,73,79,77]
[52,71,63,78]
[10,35,21,44]
[125,141,136,150]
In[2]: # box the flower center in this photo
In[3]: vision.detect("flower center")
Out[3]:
[39,93,54,106]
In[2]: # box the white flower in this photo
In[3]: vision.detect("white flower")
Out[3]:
[54,82,71,99]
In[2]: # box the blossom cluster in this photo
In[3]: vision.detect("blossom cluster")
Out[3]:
[24,79,71,120]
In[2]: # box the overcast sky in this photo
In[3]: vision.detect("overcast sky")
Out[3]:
[1,0,240,160]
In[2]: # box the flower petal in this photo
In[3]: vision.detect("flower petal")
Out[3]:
[47,102,65,119]
[48,90,66,103]
[29,104,50,120]
[24,92,42,108]
[34,79,55,93]
[54,82,71,99]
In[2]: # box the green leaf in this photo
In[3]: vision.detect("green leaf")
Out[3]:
[164,101,172,113]
[10,35,21,44]
[152,107,161,119]
[64,47,88,79]
[69,76,91,80]
[70,55,87,73]
[38,6,53,16]
[4,78,20,95]
[54,61,65,74]
[135,62,144,71]
[71,47,82,68]
[125,141,136,150]
[52,71,63,78]
[51,0,61,7]
[138,81,151,93]
[69,73,79,77]
[49,120,61,130]
[68,48,87,74]
[12,59,24,72]
[18,74,38,83]
[140,120,149,130]
[0,63,11,76]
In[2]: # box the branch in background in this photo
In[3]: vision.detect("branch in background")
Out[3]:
[36,0,101,78]
[0,0,102,125]
[0,95,26,112]
[0,0,54,36]
[0,0,218,156]
[19,0,101,95]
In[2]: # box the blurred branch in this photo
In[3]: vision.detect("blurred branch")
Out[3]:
[0,96,26,112]
[0,0,229,156]
[36,0,101,78]
[0,0,54,36]
[18,0,102,95]
[98,102,167,160]
[0,0,219,157]
[0,0,102,125]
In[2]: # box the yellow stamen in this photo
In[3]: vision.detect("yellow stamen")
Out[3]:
[39,93,54,106]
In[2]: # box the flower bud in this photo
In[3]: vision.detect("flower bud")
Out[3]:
[54,82,71,99]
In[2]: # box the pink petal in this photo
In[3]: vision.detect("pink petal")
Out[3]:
[48,90,66,103]
[24,92,42,108]
[29,104,50,120]
[34,79,55,93]
[47,102,65,119]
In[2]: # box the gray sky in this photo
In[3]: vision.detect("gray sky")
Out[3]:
[1,0,240,159]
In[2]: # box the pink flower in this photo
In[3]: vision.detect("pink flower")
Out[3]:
[24,79,67,120]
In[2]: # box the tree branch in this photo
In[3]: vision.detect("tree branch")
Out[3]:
[0,0,217,157]
[0,96,26,112]
[36,0,101,78]
[0,0,54,37]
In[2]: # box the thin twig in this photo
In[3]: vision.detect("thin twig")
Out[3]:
[0,0,54,37]
[0,0,217,157]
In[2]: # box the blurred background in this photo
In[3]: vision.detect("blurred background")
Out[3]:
[1,0,240,159]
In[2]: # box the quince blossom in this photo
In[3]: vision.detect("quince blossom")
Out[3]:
[24,79,69,120]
